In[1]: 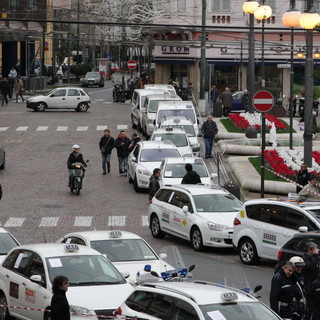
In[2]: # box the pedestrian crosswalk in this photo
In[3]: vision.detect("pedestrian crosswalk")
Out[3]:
[0,125,129,132]
[2,215,150,228]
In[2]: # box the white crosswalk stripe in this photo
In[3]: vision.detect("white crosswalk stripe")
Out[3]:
[142,215,149,227]
[36,126,49,131]
[108,216,126,226]
[16,126,28,131]
[39,217,59,227]
[4,217,25,227]
[74,216,92,227]
[56,126,69,131]
[117,125,128,130]
[96,125,107,131]
[77,126,89,131]
[0,127,9,131]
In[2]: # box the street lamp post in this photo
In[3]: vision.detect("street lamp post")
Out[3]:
[199,0,207,115]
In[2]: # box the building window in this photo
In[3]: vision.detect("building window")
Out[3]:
[10,0,20,10]
[28,0,36,9]
[177,0,186,12]
[211,0,231,12]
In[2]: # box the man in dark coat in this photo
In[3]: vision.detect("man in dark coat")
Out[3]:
[128,131,141,153]
[270,261,296,318]
[210,85,220,115]
[51,275,70,320]
[201,114,219,159]
[149,168,161,203]
[114,131,130,176]
[99,129,115,175]
[182,164,201,184]
[221,87,233,117]
[296,163,310,193]
[0,77,10,105]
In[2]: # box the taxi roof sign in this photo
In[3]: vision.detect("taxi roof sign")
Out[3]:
[221,292,238,301]
[65,244,79,252]
[108,230,122,238]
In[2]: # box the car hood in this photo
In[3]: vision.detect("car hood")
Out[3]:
[138,161,162,173]
[27,95,46,102]
[188,137,198,145]
[197,211,238,228]
[67,282,133,310]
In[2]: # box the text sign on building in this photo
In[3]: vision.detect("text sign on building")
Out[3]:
[161,46,190,55]
[253,90,274,113]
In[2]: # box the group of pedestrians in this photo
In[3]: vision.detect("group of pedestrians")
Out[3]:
[295,163,320,199]
[0,67,24,105]
[270,242,320,319]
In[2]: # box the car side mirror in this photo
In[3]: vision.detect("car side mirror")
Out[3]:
[211,173,218,179]
[121,272,130,279]
[30,275,43,284]
[182,205,189,214]
[159,253,167,259]
[132,156,137,162]
[299,226,308,233]
[197,133,203,137]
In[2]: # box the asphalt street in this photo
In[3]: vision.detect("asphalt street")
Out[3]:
[0,80,274,305]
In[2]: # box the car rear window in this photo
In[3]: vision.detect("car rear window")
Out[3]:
[193,194,242,212]
[140,149,181,162]
[157,110,195,124]
[153,133,188,147]
[164,163,208,178]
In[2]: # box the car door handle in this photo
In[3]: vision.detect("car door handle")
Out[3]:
[5,274,9,278]
[62,98,65,100]
[22,282,26,286]
[77,98,80,99]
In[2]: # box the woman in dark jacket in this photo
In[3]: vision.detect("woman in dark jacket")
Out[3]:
[50,275,70,320]
[114,131,130,176]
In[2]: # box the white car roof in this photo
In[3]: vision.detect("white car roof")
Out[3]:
[10,243,101,258]
[133,89,170,95]
[138,282,258,305]
[144,84,175,90]
[145,94,181,101]
[162,184,227,196]
[138,140,178,150]
[153,128,187,134]
[160,116,194,126]
[243,198,320,210]
[162,157,204,165]
[157,101,194,109]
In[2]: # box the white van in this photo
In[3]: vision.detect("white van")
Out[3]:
[155,101,200,135]
[144,84,176,95]
[131,89,170,131]
[141,94,182,138]
[233,199,320,265]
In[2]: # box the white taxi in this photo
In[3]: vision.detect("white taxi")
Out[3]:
[58,230,174,284]
[159,157,217,186]
[128,140,181,192]
[150,127,193,157]
[0,227,20,263]
[160,116,201,156]
[149,185,243,251]
[0,243,133,320]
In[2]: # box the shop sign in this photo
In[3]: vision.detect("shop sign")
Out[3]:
[161,46,190,54]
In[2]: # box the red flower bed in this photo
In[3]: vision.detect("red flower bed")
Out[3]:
[264,150,296,178]
[228,114,249,130]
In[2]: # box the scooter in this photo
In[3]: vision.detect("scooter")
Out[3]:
[69,160,89,195]
[299,97,319,117]
[113,84,125,103]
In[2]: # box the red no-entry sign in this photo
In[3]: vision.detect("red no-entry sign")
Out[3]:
[252,90,274,112]
[127,60,137,70]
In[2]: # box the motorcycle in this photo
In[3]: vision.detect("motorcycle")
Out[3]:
[69,160,89,195]
[298,97,319,117]
[113,84,125,103]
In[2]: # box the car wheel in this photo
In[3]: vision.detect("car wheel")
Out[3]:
[133,175,142,192]
[0,154,5,169]
[131,115,137,129]
[77,102,89,112]
[239,238,260,265]
[35,102,47,112]
[0,292,13,320]
[191,226,204,251]
[150,213,165,238]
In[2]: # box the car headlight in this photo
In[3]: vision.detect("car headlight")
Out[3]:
[69,305,95,316]
[208,222,229,231]
[138,169,151,176]
[184,153,193,157]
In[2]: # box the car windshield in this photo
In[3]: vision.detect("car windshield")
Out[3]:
[157,110,195,124]
[140,149,181,162]
[193,194,242,212]
[148,100,177,113]
[45,89,57,96]
[152,133,188,147]
[0,233,19,255]
[200,301,281,320]
[86,72,100,78]
[164,163,208,178]
[306,209,320,223]
[162,124,195,137]
[46,255,125,286]
[90,239,158,262]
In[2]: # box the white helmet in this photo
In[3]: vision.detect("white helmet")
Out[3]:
[72,144,80,151]
[289,256,305,267]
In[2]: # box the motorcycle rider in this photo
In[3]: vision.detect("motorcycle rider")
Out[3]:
[67,145,87,187]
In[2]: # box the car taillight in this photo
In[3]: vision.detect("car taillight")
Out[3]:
[114,307,122,316]
[277,250,283,261]
[233,218,241,226]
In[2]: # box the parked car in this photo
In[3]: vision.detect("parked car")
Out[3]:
[26,87,91,112]
[233,199,320,265]
[0,142,5,169]
[0,228,20,263]
[149,184,243,251]
[82,72,104,87]
[58,230,174,284]
[231,91,244,112]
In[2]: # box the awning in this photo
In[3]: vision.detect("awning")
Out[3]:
[153,58,196,65]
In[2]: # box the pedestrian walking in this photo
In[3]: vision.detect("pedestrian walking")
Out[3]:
[14,76,24,103]
[210,85,220,115]
[62,63,68,77]
[149,168,161,203]
[299,175,320,199]
[128,131,141,153]
[7,75,14,99]
[185,82,194,101]
[296,163,310,193]
[241,89,250,112]
[50,275,70,320]
[302,242,320,319]
[114,131,130,176]
[99,129,115,175]
[221,87,233,117]
[9,67,17,82]
[137,78,144,89]
[181,163,201,184]
[270,261,296,319]
[201,114,219,159]
[0,77,9,105]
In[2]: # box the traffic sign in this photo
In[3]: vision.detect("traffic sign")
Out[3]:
[252,90,274,112]
[127,60,137,70]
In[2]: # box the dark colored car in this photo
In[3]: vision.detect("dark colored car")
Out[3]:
[231,91,244,112]
[0,142,5,169]
[277,231,320,268]
[82,72,104,87]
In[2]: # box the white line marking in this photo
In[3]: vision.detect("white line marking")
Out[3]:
[108,216,126,226]
[142,216,149,227]
[253,98,273,104]
[97,126,107,131]
[77,126,89,131]
[36,126,48,131]
[74,216,92,227]
[16,126,28,131]
[117,125,128,130]
[39,217,59,227]
[95,99,104,102]
[0,127,9,131]
[4,217,25,227]
[104,102,112,104]
[56,126,68,131]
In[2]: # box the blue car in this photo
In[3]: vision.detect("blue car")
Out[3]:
[231,91,244,112]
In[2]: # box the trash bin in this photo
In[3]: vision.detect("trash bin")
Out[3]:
[223,181,241,200]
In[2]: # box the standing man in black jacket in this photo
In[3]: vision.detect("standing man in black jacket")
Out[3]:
[201,114,219,159]
[51,275,70,320]
[114,131,130,176]
[182,164,201,184]
[99,129,115,175]
[296,163,310,193]
[128,131,141,153]
[149,168,161,203]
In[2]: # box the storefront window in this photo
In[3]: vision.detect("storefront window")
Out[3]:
[171,64,188,89]
[210,65,237,91]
